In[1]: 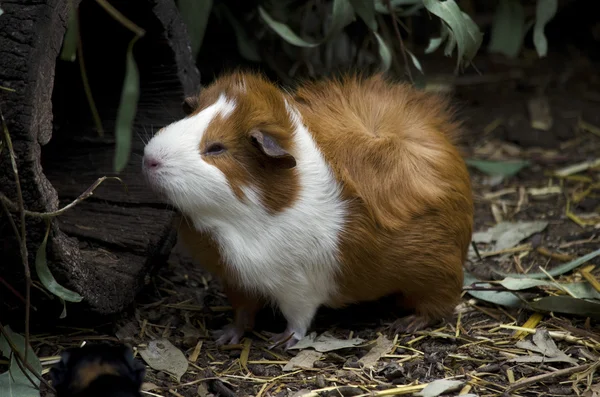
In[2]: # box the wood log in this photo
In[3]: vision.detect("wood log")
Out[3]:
[0,0,200,320]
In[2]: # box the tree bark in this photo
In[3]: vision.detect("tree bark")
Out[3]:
[0,0,200,319]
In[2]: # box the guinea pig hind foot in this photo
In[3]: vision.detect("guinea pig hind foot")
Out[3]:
[213,324,246,345]
[388,314,438,336]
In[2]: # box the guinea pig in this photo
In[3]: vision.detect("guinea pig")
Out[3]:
[142,71,474,349]
[50,343,146,397]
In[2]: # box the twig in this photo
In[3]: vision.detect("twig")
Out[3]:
[73,0,104,136]
[0,176,125,219]
[0,106,31,359]
[385,0,413,84]
[505,363,593,393]
[94,0,146,37]
[0,322,55,392]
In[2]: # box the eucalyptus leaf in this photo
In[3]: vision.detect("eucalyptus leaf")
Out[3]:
[374,32,393,72]
[258,6,319,47]
[114,36,140,173]
[425,37,444,54]
[529,296,600,320]
[60,5,78,62]
[488,0,525,58]
[0,326,42,397]
[494,247,600,280]
[177,0,213,59]
[465,159,530,177]
[35,222,83,304]
[375,0,423,14]
[499,277,554,291]
[422,0,483,71]
[533,0,558,57]
[406,49,424,74]
[463,271,523,308]
[472,220,548,251]
[415,379,464,397]
[0,6,4,16]
[349,0,378,30]
[218,3,261,62]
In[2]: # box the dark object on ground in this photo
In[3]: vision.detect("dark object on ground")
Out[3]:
[50,343,145,397]
[0,0,200,320]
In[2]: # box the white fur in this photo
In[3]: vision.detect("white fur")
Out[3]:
[143,93,347,340]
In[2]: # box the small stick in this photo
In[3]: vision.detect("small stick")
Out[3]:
[505,363,592,393]
[0,107,31,359]
[384,0,413,84]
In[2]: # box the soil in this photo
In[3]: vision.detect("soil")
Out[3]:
[10,48,600,397]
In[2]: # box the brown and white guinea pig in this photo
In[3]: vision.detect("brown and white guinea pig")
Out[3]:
[50,343,145,397]
[142,71,474,349]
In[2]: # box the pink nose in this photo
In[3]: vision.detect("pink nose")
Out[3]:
[143,155,161,170]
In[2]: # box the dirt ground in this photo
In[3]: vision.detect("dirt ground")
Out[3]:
[26,49,600,397]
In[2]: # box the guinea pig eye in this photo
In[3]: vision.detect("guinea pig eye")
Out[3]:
[204,143,226,155]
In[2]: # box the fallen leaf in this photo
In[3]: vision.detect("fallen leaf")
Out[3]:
[472,221,548,251]
[197,382,210,397]
[528,296,600,320]
[289,332,365,352]
[415,379,464,397]
[465,159,530,177]
[138,339,188,381]
[358,335,394,368]
[463,271,522,308]
[141,382,160,391]
[510,328,578,364]
[528,96,553,131]
[283,349,323,371]
[499,277,554,291]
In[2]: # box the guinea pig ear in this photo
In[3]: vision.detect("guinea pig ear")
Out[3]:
[249,130,296,169]
[182,96,199,115]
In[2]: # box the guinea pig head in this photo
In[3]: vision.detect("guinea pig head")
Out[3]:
[142,72,300,221]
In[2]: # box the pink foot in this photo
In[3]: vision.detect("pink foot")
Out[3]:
[213,324,245,345]
[268,330,302,350]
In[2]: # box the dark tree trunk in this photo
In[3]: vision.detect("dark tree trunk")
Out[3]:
[0,0,200,320]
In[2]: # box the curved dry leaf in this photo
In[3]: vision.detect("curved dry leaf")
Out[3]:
[289,332,365,352]
[138,339,188,381]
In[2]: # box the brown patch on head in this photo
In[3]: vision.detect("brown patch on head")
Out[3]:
[70,361,120,392]
[194,71,300,214]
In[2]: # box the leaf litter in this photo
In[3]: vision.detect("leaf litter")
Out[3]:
[7,48,600,397]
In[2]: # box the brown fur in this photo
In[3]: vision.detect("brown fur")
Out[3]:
[177,71,473,334]
[292,74,473,324]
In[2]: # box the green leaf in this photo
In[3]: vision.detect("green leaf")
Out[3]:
[494,247,600,280]
[217,3,261,62]
[0,6,4,16]
[375,0,424,14]
[422,0,483,71]
[177,0,213,59]
[60,4,79,62]
[499,277,554,291]
[405,48,424,74]
[329,0,357,38]
[529,296,600,320]
[425,37,444,54]
[533,0,558,57]
[35,222,83,303]
[488,0,525,58]
[463,271,523,308]
[374,32,392,72]
[0,326,42,397]
[349,0,378,30]
[465,159,530,177]
[114,36,140,173]
[258,6,319,47]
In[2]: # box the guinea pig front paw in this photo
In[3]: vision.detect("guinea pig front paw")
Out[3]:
[213,324,245,345]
